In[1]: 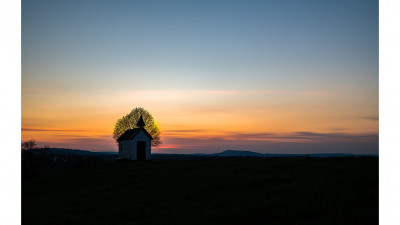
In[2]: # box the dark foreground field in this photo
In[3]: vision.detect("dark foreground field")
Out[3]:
[22,157,378,225]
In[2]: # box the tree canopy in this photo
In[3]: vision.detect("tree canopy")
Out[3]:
[113,107,162,147]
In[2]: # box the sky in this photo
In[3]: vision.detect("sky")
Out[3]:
[21,0,378,154]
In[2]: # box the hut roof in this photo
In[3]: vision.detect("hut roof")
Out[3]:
[117,128,153,142]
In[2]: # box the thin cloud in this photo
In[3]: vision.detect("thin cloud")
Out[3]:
[22,128,88,132]
[54,134,92,138]
[62,137,113,142]
[291,131,378,140]
[124,89,328,97]
[361,116,379,121]
[165,130,378,142]
[187,89,328,96]
[22,88,58,92]
[164,129,210,133]
[161,135,379,154]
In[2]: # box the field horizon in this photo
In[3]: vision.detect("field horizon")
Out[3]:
[26,147,379,157]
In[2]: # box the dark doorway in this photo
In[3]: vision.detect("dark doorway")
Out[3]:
[137,141,146,161]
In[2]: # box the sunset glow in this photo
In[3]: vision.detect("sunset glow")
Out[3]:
[22,0,378,154]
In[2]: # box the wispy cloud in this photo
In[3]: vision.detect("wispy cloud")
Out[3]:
[22,88,58,92]
[360,116,379,121]
[164,129,210,133]
[163,130,378,142]
[25,130,378,153]
[22,128,88,132]
[159,133,379,154]
[289,131,378,140]
[190,90,328,96]
[121,89,329,98]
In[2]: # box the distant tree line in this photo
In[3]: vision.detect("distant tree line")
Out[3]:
[21,139,49,151]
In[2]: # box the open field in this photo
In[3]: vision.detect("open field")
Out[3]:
[22,157,378,225]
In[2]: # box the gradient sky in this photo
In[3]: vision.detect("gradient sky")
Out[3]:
[22,0,378,154]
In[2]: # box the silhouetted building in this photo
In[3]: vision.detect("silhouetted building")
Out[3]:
[117,115,153,160]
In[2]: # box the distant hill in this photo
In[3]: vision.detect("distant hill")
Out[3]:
[155,150,377,158]
[31,148,118,156]
[214,150,265,157]
[213,150,376,158]
[29,148,377,158]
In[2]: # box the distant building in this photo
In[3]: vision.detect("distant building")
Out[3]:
[117,115,153,160]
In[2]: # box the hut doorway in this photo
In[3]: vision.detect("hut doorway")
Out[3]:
[137,141,146,161]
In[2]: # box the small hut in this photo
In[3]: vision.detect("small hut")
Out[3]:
[117,115,153,160]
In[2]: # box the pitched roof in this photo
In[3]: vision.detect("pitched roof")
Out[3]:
[117,128,153,142]
[136,115,146,127]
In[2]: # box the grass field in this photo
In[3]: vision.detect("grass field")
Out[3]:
[22,157,378,225]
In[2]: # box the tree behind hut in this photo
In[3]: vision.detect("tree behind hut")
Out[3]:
[113,107,162,147]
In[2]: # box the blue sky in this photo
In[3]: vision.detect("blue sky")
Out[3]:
[22,0,378,90]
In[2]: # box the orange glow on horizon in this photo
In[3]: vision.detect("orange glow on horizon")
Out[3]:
[21,88,378,151]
